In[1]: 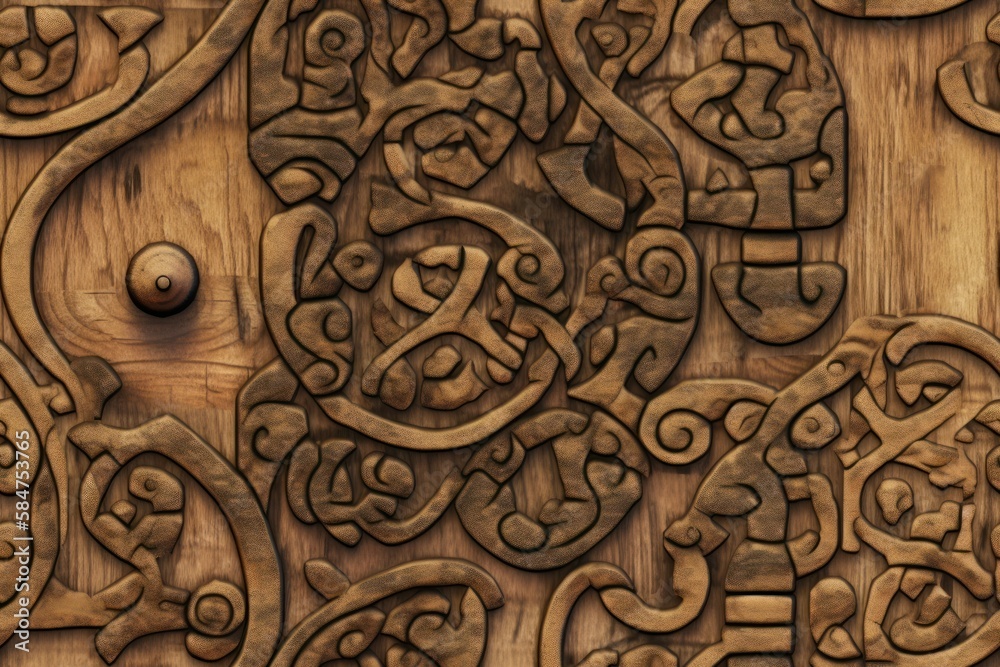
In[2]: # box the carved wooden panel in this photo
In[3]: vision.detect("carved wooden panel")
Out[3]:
[2,0,1000,664]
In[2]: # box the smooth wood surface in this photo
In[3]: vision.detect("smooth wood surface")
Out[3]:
[3,0,1000,664]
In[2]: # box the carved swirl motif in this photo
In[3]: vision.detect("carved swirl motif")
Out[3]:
[544,315,1000,665]
[0,5,160,137]
[0,0,997,664]
[0,0,291,663]
[939,10,1000,136]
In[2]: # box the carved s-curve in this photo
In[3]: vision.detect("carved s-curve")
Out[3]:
[0,0,268,417]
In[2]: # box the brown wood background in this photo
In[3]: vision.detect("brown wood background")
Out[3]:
[3,0,1000,663]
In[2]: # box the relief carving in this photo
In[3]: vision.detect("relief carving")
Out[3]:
[0,0,995,664]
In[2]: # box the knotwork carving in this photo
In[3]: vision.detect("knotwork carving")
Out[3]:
[0,0,996,664]
[68,416,281,664]
[241,1,715,587]
[671,0,848,344]
[0,5,160,137]
[543,315,1000,665]
[272,558,502,666]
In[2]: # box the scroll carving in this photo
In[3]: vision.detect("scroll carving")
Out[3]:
[543,315,1000,665]
[939,10,1000,136]
[0,5,160,137]
[0,0,995,664]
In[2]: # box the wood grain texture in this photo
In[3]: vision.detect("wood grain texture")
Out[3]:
[2,0,1000,664]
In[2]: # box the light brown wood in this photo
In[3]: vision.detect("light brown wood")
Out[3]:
[3,0,1000,665]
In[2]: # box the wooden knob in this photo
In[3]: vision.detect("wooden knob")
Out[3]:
[126,242,199,316]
